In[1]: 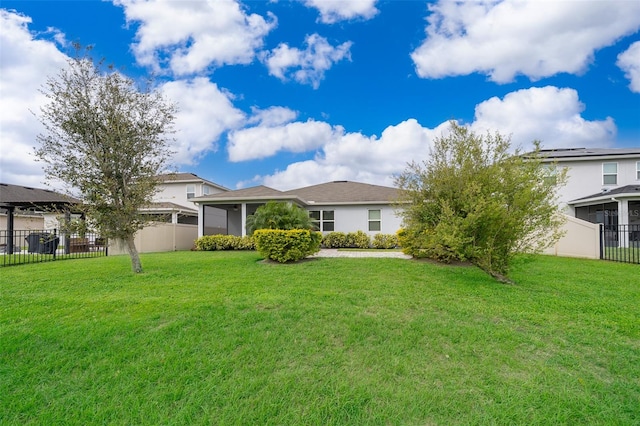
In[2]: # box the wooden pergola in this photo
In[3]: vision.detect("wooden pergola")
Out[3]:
[0,183,80,254]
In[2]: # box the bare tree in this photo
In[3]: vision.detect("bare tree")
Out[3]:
[35,46,176,273]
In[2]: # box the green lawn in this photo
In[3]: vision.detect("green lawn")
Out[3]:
[1,252,638,425]
[604,246,640,264]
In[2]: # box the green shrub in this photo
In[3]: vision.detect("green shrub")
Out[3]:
[396,218,467,263]
[253,229,322,263]
[372,233,398,249]
[346,231,370,249]
[246,201,314,235]
[234,235,256,250]
[322,232,348,248]
[395,122,567,281]
[195,235,255,251]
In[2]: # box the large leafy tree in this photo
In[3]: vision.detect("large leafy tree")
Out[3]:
[35,47,177,273]
[246,201,314,235]
[395,122,566,283]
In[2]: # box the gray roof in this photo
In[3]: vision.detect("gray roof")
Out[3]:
[283,181,399,204]
[194,185,286,201]
[570,185,640,204]
[158,172,228,191]
[192,181,400,206]
[0,183,80,208]
[537,148,640,160]
[142,201,197,213]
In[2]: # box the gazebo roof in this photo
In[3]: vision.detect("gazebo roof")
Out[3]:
[0,183,80,209]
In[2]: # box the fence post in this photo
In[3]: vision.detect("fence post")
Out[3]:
[53,228,57,260]
[6,206,15,255]
[599,224,604,260]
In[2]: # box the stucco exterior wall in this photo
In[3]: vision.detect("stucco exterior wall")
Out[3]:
[311,204,402,235]
[556,158,640,211]
[0,214,44,231]
[156,182,225,209]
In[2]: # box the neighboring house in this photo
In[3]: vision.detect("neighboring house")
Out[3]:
[540,148,640,229]
[110,173,229,255]
[148,173,229,225]
[192,181,402,237]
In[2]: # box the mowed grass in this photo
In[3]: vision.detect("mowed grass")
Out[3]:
[1,252,638,425]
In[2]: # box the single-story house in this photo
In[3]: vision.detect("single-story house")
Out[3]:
[191,180,403,237]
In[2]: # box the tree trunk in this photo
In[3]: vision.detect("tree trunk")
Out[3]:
[125,234,143,273]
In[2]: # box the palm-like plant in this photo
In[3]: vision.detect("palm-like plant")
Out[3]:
[246,201,314,235]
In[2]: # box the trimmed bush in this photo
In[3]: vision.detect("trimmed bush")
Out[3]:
[322,232,348,248]
[372,233,398,249]
[322,231,373,249]
[254,229,322,263]
[195,235,255,251]
[346,231,370,249]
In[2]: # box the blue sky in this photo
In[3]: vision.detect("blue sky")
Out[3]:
[1,0,639,191]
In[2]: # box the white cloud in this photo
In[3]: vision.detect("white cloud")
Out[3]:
[227,119,342,162]
[247,106,298,127]
[0,10,69,187]
[160,78,245,165]
[262,33,352,88]
[470,86,616,149]
[0,9,247,186]
[411,0,640,83]
[114,0,276,75]
[302,0,378,24]
[617,41,640,93]
[254,87,616,190]
[260,119,448,190]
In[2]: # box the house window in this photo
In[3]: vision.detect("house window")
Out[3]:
[309,210,334,231]
[309,210,320,230]
[603,163,617,185]
[368,209,381,231]
[186,184,196,199]
[203,185,210,195]
[541,164,557,185]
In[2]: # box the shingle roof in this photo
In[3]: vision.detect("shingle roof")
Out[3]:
[158,172,228,190]
[537,148,640,160]
[570,185,640,204]
[142,201,197,213]
[194,185,285,201]
[192,181,400,205]
[0,183,80,208]
[283,181,399,204]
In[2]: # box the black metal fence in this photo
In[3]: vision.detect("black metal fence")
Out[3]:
[0,229,107,267]
[600,224,640,264]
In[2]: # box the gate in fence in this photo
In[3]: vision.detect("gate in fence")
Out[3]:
[0,229,107,267]
[600,224,640,264]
